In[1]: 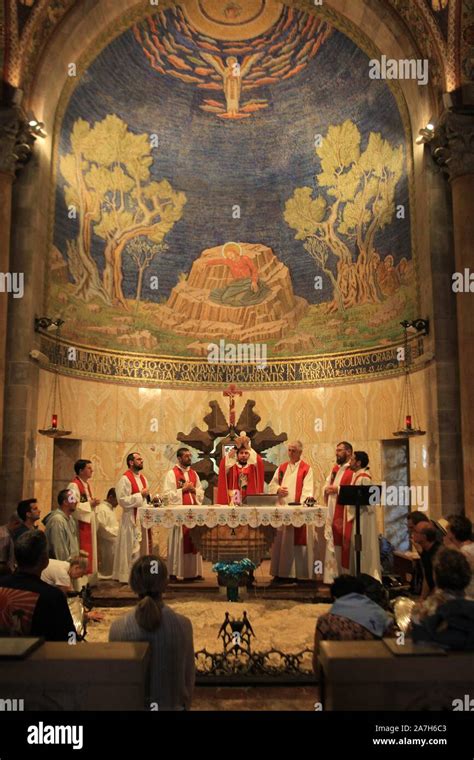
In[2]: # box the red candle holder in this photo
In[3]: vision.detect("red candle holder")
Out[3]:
[51,414,58,430]
[405,415,412,430]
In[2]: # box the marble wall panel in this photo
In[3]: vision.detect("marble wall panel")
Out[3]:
[33,367,441,536]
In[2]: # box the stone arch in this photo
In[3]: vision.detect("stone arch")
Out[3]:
[0,0,466,519]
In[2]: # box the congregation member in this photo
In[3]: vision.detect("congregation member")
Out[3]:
[0,531,74,640]
[0,514,22,575]
[312,574,393,672]
[68,459,100,577]
[41,556,104,626]
[408,510,445,545]
[216,433,264,505]
[95,488,119,578]
[412,521,442,599]
[444,514,474,598]
[406,510,429,594]
[41,556,88,593]
[411,549,474,650]
[45,489,80,561]
[163,448,203,581]
[342,451,381,581]
[323,441,354,582]
[109,555,195,710]
[14,498,41,538]
[411,548,472,624]
[269,441,314,581]
[113,452,150,583]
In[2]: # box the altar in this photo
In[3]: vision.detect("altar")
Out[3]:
[138,505,327,564]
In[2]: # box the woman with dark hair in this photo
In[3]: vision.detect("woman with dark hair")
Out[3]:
[312,574,393,672]
[109,555,195,710]
[345,451,381,580]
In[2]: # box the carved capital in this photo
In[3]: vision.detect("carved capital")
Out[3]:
[0,106,35,177]
[430,111,474,181]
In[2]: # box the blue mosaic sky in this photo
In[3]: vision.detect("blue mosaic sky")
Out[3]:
[54,13,412,305]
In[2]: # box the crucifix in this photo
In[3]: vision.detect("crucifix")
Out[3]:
[223,383,242,436]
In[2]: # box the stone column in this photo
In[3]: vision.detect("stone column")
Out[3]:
[425,150,464,515]
[0,108,41,522]
[431,112,474,520]
[0,106,33,476]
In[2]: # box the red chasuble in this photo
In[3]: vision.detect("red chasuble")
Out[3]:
[173,466,198,555]
[277,460,311,546]
[217,453,265,505]
[124,469,151,553]
[341,470,372,569]
[73,477,93,574]
[331,464,354,551]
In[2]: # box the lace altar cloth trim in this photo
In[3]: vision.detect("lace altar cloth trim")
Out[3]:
[137,505,328,530]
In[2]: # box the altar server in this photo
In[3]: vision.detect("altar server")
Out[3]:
[96,488,119,578]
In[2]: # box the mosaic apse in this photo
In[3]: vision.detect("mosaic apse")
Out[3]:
[49,0,416,370]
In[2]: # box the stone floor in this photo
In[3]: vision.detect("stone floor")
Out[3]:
[192,685,320,711]
[87,596,330,656]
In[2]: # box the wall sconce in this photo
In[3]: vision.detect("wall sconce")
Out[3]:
[415,123,435,145]
[34,317,65,332]
[400,318,430,336]
[28,118,47,139]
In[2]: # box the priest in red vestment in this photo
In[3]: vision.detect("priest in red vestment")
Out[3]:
[113,452,151,583]
[67,459,100,583]
[163,447,204,581]
[323,441,354,582]
[216,433,265,505]
[269,441,315,580]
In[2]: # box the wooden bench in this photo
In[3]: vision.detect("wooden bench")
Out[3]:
[318,640,474,710]
[0,641,150,710]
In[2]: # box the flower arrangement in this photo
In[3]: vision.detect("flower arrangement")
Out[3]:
[212,558,256,601]
[212,558,255,579]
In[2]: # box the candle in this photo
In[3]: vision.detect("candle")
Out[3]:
[51,414,58,429]
[405,415,412,430]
